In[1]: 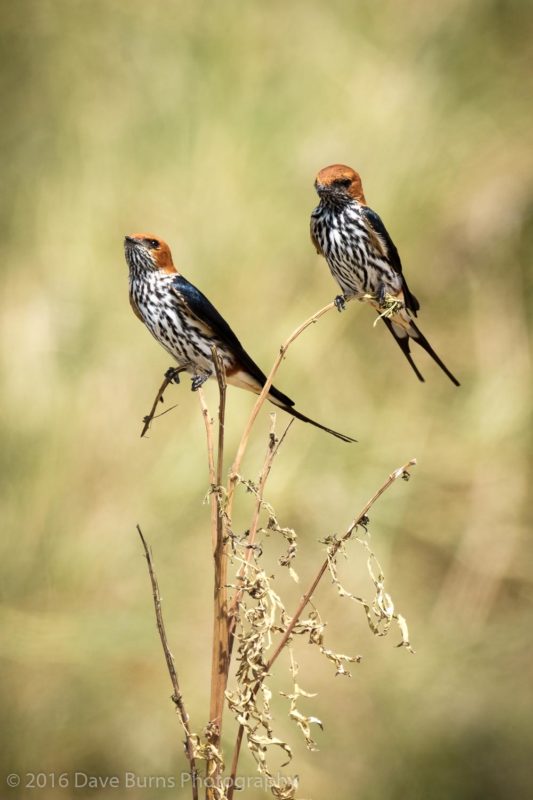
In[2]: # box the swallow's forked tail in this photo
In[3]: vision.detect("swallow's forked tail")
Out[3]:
[381,316,460,387]
[276,402,356,442]
[228,368,356,442]
[263,383,355,442]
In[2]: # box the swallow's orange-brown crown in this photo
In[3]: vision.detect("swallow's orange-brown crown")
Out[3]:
[315,164,366,204]
[127,233,177,273]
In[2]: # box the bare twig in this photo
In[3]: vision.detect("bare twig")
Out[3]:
[227,415,294,652]
[228,301,337,492]
[213,349,227,490]
[223,300,339,554]
[207,349,231,794]
[147,404,178,423]
[226,458,416,797]
[140,372,175,438]
[267,458,416,669]
[228,727,244,799]
[198,389,217,550]
[136,525,199,800]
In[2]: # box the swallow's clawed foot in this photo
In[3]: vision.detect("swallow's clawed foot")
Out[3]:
[191,373,210,392]
[165,367,184,384]
[334,294,347,312]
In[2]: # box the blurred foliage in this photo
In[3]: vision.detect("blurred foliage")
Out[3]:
[1,0,532,798]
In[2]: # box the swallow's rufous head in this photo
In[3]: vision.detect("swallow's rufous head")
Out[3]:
[124,233,177,274]
[314,165,366,205]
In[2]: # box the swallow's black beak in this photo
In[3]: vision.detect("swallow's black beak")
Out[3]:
[124,235,137,245]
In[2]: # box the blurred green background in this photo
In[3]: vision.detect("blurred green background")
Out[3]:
[1,1,532,798]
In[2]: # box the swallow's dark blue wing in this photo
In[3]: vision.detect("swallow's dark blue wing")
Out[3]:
[171,275,244,351]
[361,206,420,316]
[170,275,295,407]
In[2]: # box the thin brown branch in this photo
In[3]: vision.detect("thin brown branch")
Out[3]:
[212,348,227,489]
[228,727,244,799]
[207,349,230,793]
[136,525,199,800]
[267,458,416,669]
[227,415,294,653]
[197,389,217,551]
[228,301,336,491]
[226,457,416,798]
[140,372,175,438]
[223,300,340,590]
[147,404,178,423]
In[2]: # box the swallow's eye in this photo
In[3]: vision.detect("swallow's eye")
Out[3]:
[147,239,159,249]
[337,178,352,188]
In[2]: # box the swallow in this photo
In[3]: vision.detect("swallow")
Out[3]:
[125,233,356,441]
[311,164,460,385]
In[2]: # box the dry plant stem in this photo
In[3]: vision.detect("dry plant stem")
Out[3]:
[225,301,337,524]
[227,417,294,653]
[206,350,231,791]
[198,388,216,487]
[212,349,227,490]
[140,372,174,438]
[268,458,417,667]
[226,458,417,799]
[197,389,217,552]
[136,525,199,800]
